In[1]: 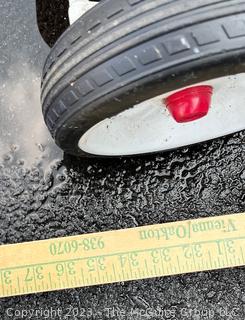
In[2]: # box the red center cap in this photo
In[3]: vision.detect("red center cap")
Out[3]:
[164,85,213,123]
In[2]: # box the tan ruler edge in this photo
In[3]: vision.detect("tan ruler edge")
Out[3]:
[0,212,245,298]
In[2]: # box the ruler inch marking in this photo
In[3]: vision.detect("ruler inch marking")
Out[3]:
[112,263,117,281]
[32,266,37,292]
[81,268,85,285]
[240,246,245,263]
[177,255,182,273]
[63,263,69,288]
[0,271,5,296]
[48,272,52,290]
[17,276,21,293]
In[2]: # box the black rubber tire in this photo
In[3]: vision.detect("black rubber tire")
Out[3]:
[41,0,245,157]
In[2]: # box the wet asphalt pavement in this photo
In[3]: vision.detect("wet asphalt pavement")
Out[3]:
[0,0,245,319]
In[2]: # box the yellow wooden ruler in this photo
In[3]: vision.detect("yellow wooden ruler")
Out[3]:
[0,212,245,298]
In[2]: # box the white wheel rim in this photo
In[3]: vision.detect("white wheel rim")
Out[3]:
[68,0,97,24]
[78,73,245,156]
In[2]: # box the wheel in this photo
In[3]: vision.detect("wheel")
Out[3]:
[41,0,245,157]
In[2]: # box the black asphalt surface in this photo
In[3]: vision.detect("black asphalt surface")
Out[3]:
[0,1,245,319]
